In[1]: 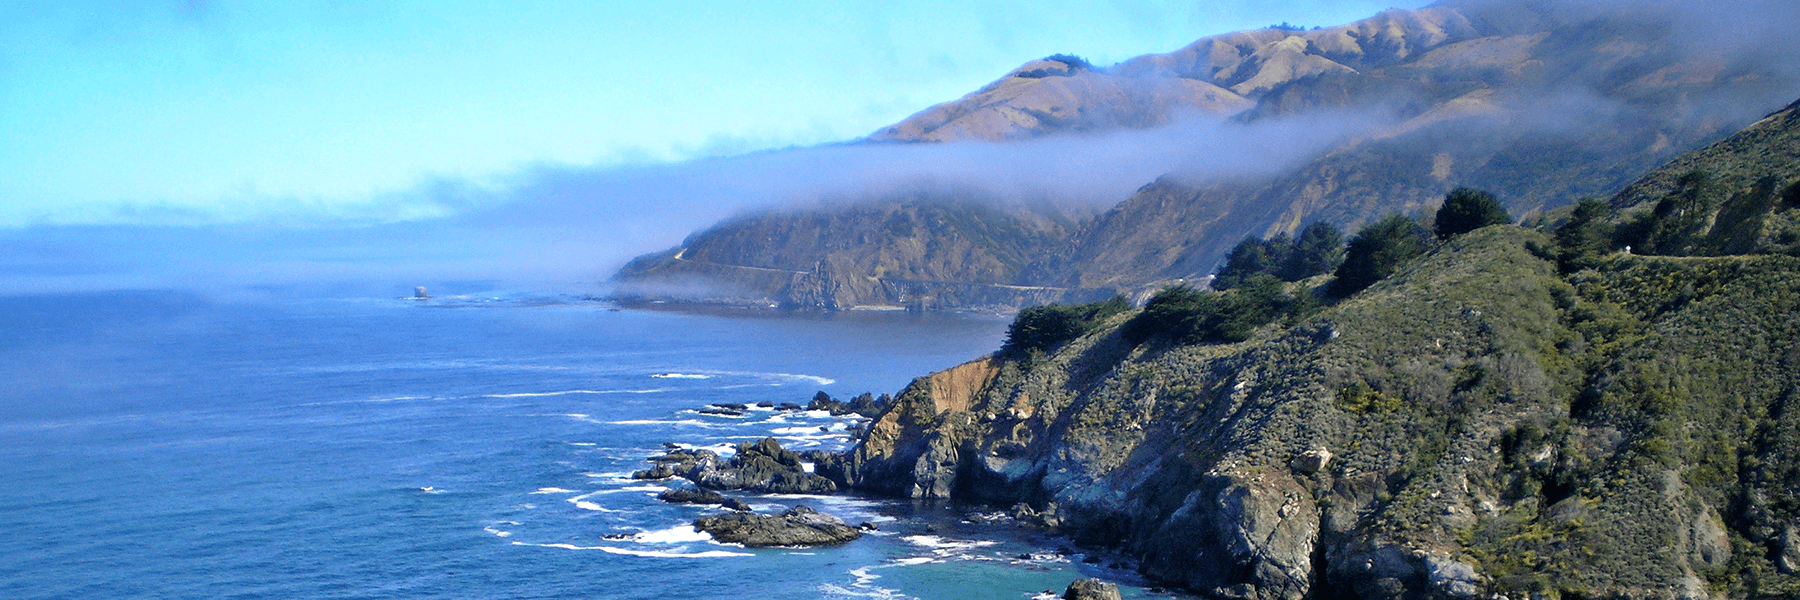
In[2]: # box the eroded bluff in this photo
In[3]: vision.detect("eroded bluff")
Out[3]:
[816,227,1800,599]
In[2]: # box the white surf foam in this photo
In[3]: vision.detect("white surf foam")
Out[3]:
[606,419,713,427]
[531,487,577,494]
[483,526,513,538]
[650,373,712,379]
[900,535,998,550]
[634,525,713,544]
[565,491,621,511]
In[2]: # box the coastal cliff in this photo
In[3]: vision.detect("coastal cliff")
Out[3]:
[826,225,1800,598]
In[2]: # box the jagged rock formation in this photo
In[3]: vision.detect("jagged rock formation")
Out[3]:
[637,438,838,494]
[613,0,1800,310]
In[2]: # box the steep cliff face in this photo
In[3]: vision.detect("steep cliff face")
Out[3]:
[833,226,1800,598]
[614,1,1799,309]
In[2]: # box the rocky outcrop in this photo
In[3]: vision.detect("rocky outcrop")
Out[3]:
[1061,578,1122,600]
[656,487,729,505]
[823,356,1001,498]
[692,505,862,547]
[640,438,838,494]
[806,391,892,418]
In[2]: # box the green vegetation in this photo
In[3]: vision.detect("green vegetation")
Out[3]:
[1001,295,1130,356]
[1434,187,1512,240]
[1212,222,1344,290]
[1553,198,1615,273]
[1121,275,1311,346]
[1329,214,1432,297]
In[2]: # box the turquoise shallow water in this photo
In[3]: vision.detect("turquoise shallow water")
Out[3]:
[0,290,1192,599]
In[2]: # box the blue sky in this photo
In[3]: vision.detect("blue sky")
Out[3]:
[0,0,1429,227]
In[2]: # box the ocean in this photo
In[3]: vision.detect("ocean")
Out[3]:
[0,289,1187,599]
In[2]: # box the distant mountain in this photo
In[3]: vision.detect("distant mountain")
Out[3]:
[613,0,1799,310]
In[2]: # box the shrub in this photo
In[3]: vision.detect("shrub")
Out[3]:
[1329,214,1431,297]
[1435,187,1511,240]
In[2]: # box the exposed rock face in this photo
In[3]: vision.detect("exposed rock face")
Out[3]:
[1061,578,1123,600]
[830,222,1800,598]
[641,438,838,494]
[824,356,1001,498]
[692,505,862,547]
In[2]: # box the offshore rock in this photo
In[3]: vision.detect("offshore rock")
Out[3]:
[1062,578,1123,600]
[655,487,728,505]
[692,505,862,547]
[645,438,838,494]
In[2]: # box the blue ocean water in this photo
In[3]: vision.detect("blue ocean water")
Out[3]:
[0,290,1186,599]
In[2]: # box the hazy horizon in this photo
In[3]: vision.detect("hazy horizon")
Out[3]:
[4,0,1798,297]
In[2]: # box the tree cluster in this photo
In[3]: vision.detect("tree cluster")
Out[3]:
[1434,187,1512,240]
[1122,275,1307,346]
[1001,296,1130,356]
[1329,214,1434,298]
[1562,170,1800,265]
[1212,222,1345,290]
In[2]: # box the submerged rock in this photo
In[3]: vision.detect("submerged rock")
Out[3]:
[693,505,862,547]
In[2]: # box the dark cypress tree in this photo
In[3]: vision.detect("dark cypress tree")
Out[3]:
[1330,214,1431,297]
[1279,221,1345,281]
[1644,170,1721,255]
[1212,238,1273,291]
[1554,199,1614,273]
[1434,187,1511,240]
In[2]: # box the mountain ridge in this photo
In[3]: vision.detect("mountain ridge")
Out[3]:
[612,0,1799,311]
